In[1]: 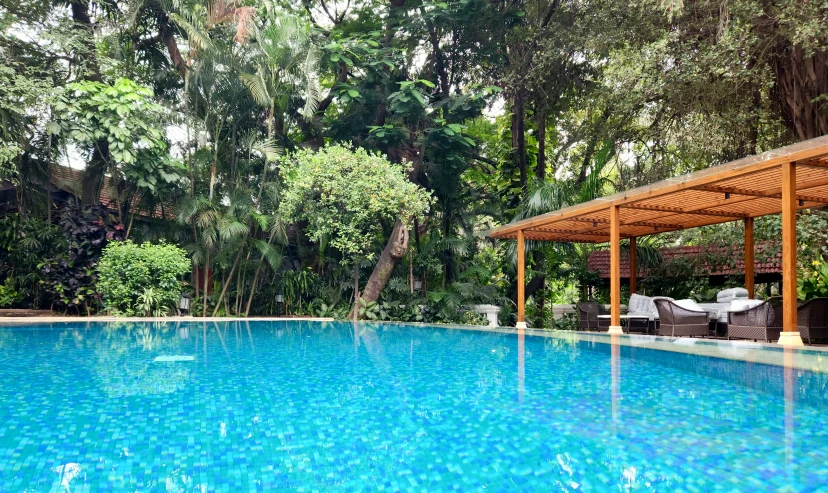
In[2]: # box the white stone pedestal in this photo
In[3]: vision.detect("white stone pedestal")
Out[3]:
[607,325,623,335]
[471,304,501,327]
[778,331,804,346]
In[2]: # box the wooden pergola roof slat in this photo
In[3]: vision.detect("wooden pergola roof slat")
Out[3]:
[623,203,748,218]
[694,184,828,204]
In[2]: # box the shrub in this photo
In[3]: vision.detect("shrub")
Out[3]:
[40,202,125,314]
[97,240,190,316]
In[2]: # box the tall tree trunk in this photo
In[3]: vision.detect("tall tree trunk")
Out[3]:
[70,0,110,207]
[424,13,449,98]
[212,250,243,317]
[536,108,546,181]
[360,221,409,304]
[774,45,828,141]
[576,107,613,185]
[82,145,108,206]
[352,262,359,321]
[202,249,210,317]
[513,91,527,192]
[442,212,453,285]
[209,129,219,201]
[244,231,276,317]
[244,263,263,317]
[530,250,545,327]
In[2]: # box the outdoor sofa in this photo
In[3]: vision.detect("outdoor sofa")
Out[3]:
[654,298,710,338]
[728,296,828,343]
[575,301,610,331]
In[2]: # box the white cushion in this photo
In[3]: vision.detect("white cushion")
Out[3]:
[629,293,650,313]
[698,302,732,322]
[717,288,750,303]
[628,294,675,320]
[674,299,705,313]
[729,299,764,312]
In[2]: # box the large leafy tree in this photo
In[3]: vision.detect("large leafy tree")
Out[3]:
[279,144,431,317]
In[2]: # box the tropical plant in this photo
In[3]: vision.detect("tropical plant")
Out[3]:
[97,240,190,316]
[39,202,126,314]
[53,78,174,207]
[136,287,166,317]
[799,260,828,301]
[0,278,21,308]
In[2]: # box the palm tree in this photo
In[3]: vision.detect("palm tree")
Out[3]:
[239,8,321,143]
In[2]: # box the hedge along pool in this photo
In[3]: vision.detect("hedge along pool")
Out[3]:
[0,321,827,491]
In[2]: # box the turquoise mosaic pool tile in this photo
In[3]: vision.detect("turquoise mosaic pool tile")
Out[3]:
[0,321,827,491]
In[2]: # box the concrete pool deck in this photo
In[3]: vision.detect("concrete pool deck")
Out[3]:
[1,317,826,372]
[436,324,828,373]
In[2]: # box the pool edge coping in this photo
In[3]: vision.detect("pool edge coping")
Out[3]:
[2,317,827,372]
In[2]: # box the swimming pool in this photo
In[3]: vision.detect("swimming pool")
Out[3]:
[0,321,827,491]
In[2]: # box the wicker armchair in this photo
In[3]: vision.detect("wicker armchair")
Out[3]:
[797,298,828,344]
[727,298,782,343]
[576,302,610,331]
[654,299,709,337]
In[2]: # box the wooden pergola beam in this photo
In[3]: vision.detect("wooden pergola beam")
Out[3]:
[745,218,754,299]
[532,228,628,238]
[796,159,828,169]
[779,163,803,345]
[623,203,748,218]
[627,174,828,226]
[629,237,637,294]
[694,184,828,204]
[517,229,525,327]
[609,205,622,333]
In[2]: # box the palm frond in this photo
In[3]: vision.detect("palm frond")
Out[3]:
[218,217,249,241]
[169,12,212,53]
[300,47,321,118]
[252,138,282,162]
[239,71,271,107]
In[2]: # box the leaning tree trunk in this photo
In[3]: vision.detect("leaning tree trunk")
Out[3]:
[348,221,409,319]
[361,221,409,304]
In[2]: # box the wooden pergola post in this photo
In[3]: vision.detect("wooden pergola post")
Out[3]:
[779,162,804,346]
[629,237,637,295]
[609,205,622,334]
[516,229,526,329]
[744,217,755,299]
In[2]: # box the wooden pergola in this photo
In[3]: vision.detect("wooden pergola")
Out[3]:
[488,136,828,345]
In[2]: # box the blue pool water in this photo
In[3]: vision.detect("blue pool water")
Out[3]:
[1,321,827,492]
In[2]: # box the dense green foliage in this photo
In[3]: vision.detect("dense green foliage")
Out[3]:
[97,240,190,316]
[800,260,828,301]
[0,0,825,324]
[39,203,125,314]
[280,144,431,258]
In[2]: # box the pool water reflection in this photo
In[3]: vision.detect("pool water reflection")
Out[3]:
[0,321,826,491]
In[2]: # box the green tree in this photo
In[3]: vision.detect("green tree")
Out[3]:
[280,144,431,317]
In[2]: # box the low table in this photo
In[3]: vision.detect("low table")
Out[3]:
[597,314,653,334]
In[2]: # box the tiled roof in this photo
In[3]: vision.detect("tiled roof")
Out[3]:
[587,242,782,278]
[51,166,174,220]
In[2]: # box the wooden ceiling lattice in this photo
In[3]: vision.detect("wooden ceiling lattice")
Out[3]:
[488,137,828,243]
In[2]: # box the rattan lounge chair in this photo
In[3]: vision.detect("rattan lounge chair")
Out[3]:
[796,298,828,344]
[654,299,709,337]
[576,301,610,331]
[727,297,782,343]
